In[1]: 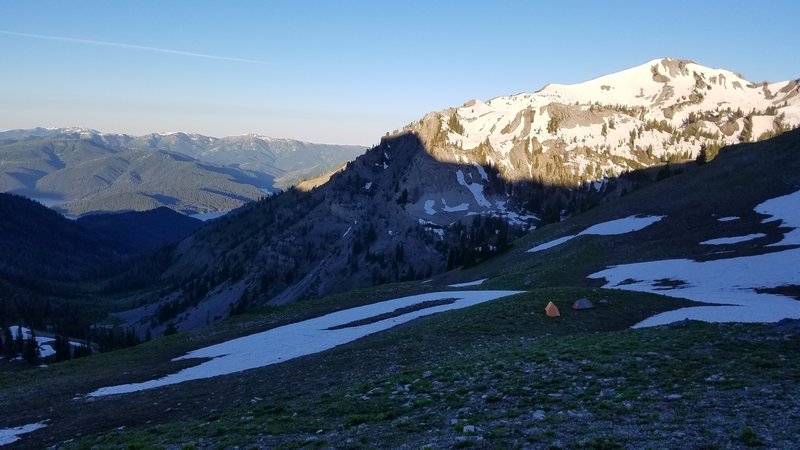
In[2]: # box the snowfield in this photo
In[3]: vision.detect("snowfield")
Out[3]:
[577,215,664,236]
[527,215,664,252]
[528,235,577,253]
[700,234,766,245]
[755,190,800,246]
[589,190,800,327]
[0,423,47,446]
[88,290,522,397]
[456,170,491,207]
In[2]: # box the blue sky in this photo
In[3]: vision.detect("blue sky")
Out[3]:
[1,0,798,145]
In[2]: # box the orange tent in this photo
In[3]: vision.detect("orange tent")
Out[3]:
[545,301,560,317]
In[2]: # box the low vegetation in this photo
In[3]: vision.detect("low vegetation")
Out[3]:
[21,288,796,449]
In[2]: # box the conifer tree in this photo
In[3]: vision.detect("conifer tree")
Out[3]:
[23,330,40,364]
[54,334,71,362]
[73,342,92,359]
[3,326,14,359]
[448,113,465,135]
[739,114,753,142]
[696,144,708,165]
[15,325,24,355]
[164,322,178,336]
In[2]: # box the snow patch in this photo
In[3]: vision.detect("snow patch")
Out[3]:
[6,326,73,359]
[0,423,47,446]
[495,200,539,227]
[577,215,664,236]
[528,235,577,253]
[424,200,437,215]
[87,290,523,396]
[589,190,800,327]
[527,215,664,252]
[590,249,800,328]
[456,170,491,207]
[363,181,372,190]
[448,278,488,288]
[592,179,607,192]
[717,216,739,222]
[755,189,800,245]
[701,234,766,245]
[473,163,489,181]
[442,199,470,212]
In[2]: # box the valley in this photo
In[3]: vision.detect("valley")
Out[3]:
[0,128,365,217]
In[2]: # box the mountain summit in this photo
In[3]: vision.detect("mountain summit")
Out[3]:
[404,58,799,186]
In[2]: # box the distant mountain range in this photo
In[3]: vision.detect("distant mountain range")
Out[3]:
[0,128,365,216]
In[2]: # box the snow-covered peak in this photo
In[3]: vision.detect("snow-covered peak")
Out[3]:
[232,133,274,140]
[45,126,102,136]
[534,58,771,109]
[405,57,800,188]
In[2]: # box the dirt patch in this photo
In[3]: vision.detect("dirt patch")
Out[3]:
[327,299,457,330]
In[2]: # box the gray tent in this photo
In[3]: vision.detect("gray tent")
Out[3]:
[571,298,594,310]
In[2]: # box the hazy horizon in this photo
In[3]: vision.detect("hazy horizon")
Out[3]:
[2,0,799,146]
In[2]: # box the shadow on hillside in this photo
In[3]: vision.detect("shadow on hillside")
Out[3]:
[324,131,699,224]
[197,164,276,191]
[8,129,800,345]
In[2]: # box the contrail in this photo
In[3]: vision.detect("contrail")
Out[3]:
[0,30,268,65]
